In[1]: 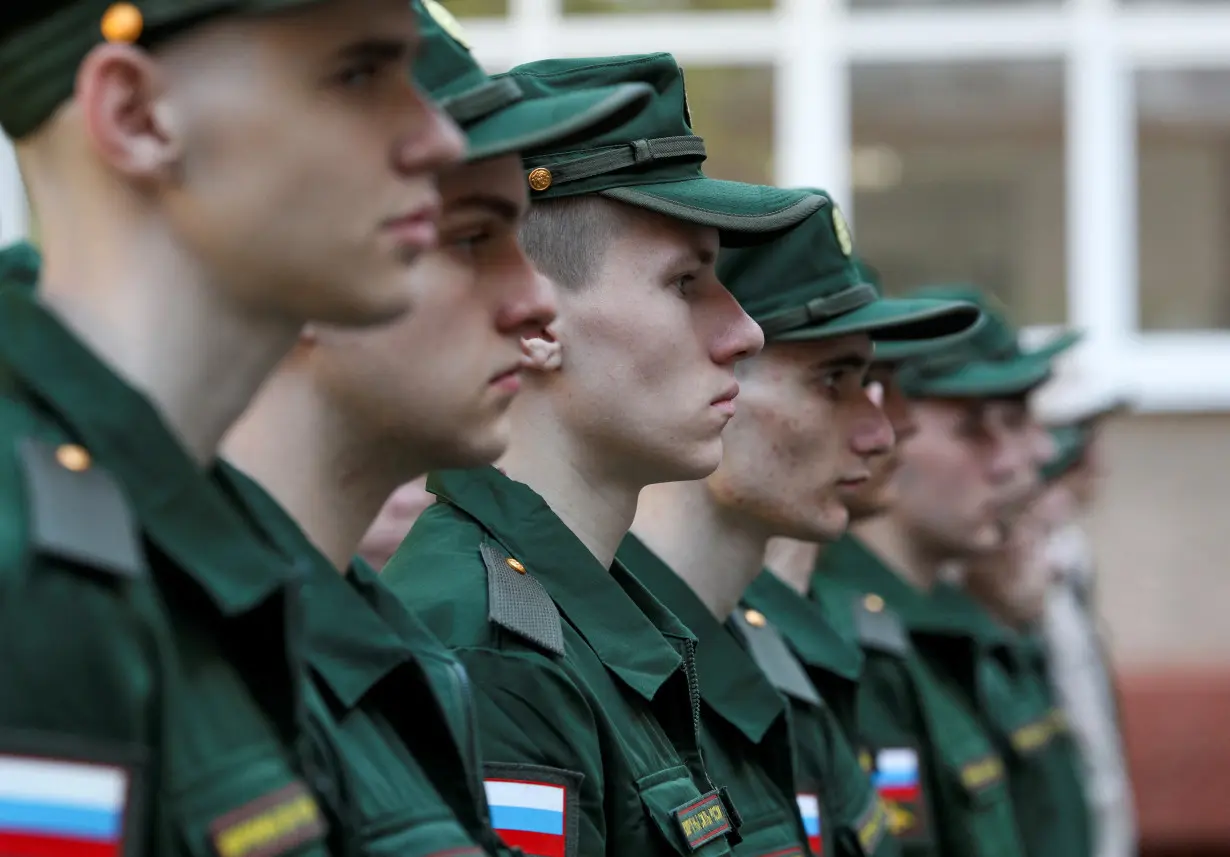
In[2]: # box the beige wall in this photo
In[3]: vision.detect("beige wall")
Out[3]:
[1089,413,1230,668]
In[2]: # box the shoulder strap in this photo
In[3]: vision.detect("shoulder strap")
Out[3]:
[729,609,821,706]
[480,539,565,656]
[855,593,910,656]
[17,437,145,579]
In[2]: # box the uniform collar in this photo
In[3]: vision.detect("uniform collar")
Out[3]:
[429,466,688,702]
[0,288,301,615]
[348,556,450,652]
[928,583,1028,670]
[744,569,863,682]
[217,464,416,709]
[618,535,786,744]
[815,534,983,640]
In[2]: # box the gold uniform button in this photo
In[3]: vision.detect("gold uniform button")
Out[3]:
[527,168,553,192]
[506,557,526,574]
[864,594,885,613]
[101,3,144,43]
[56,444,92,472]
[744,608,767,628]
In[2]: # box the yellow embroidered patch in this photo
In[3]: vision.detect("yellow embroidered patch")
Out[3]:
[856,797,890,853]
[959,756,1005,792]
[1011,717,1058,754]
[673,790,731,850]
[209,782,327,857]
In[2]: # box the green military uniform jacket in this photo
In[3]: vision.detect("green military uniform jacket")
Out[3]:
[383,466,737,857]
[618,535,814,857]
[813,536,1027,857]
[0,285,334,857]
[741,571,899,857]
[219,463,509,857]
[928,584,1092,857]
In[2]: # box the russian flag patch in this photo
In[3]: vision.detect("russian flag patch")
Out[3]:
[0,753,130,857]
[872,748,919,801]
[484,778,568,857]
[796,793,822,855]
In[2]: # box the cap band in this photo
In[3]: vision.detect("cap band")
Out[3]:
[440,77,523,124]
[529,134,706,189]
[757,282,877,337]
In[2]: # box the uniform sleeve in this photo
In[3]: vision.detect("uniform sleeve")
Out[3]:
[856,658,939,857]
[0,560,160,856]
[453,646,605,857]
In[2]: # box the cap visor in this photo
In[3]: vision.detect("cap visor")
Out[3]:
[769,297,983,347]
[600,180,824,247]
[873,324,986,363]
[909,355,1052,399]
[464,82,653,163]
[1028,328,1083,361]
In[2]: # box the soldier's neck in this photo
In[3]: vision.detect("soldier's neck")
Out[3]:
[633,480,769,621]
[763,537,822,596]
[499,413,640,570]
[855,515,946,592]
[223,359,415,572]
[38,218,299,466]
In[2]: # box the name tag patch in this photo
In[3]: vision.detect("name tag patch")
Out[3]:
[209,782,327,857]
[672,790,731,851]
[796,793,823,855]
[0,753,131,857]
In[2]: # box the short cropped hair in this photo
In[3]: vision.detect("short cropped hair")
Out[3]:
[519,195,633,290]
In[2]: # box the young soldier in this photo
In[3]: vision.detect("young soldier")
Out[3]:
[383,53,825,857]
[754,260,980,857]
[1029,341,1137,857]
[218,4,653,855]
[624,207,980,857]
[762,258,977,594]
[0,2,459,854]
[809,288,1069,857]
[932,409,1094,857]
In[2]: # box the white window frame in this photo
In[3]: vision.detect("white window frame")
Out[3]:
[7,0,1230,410]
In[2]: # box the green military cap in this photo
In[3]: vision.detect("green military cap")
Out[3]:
[715,191,983,343]
[498,53,824,245]
[1040,423,1087,483]
[850,257,991,364]
[0,0,342,138]
[412,1,651,163]
[898,285,1080,399]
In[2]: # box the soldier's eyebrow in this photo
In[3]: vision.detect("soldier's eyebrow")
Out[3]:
[333,37,414,68]
[662,243,717,275]
[450,193,526,224]
[812,352,872,374]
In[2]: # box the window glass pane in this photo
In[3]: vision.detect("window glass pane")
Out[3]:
[681,66,774,185]
[850,61,1067,326]
[851,0,1058,11]
[1136,68,1230,331]
[565,0,772,15]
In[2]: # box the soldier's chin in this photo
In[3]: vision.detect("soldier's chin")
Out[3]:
[781,499,849,544]
[968,521,1007,554]
[427,420,511,472]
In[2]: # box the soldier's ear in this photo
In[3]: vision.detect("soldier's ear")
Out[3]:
[521,321,563,374]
